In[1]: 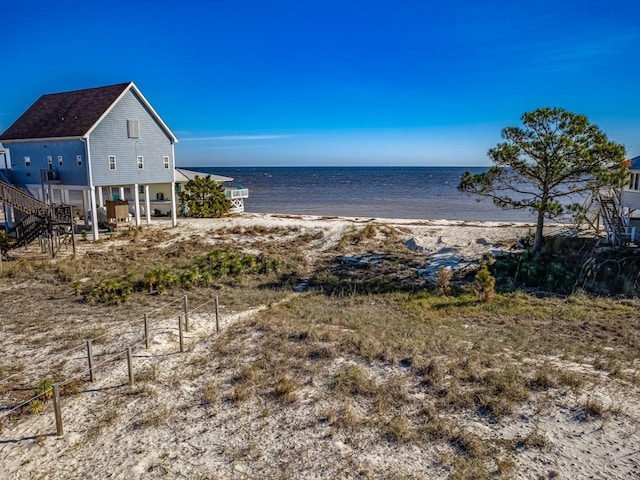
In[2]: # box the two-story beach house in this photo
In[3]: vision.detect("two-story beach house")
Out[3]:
[0,82,180,241]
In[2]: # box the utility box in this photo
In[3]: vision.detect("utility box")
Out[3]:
[105,200,129,227]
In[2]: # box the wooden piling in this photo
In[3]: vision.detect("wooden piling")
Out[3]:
[86,339,94,382]
[178,315,184,353]
[144,313,150,349]
[53,384,63,436]
[183,295,189,332]
[126,346,134,387]
[215,295,220,333]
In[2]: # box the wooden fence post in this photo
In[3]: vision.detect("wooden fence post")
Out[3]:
[86,339,94,382]
[126,346,134,387]
[178,315,184,353]
[183,295,189,332]
[144,313,150,349]
[215,295,220,333]
[53,384,63,437]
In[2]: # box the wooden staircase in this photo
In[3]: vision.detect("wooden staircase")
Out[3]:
[580,189,635,246]
[0,175,75,257]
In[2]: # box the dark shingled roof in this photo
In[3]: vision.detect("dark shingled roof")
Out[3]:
[0,82,131,141]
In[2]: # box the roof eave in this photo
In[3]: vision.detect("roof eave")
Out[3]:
[0,136,85,144]
[174,168,233,183]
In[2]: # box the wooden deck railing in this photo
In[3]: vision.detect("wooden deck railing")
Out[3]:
[225,188,249,199]
[0,178,50,215]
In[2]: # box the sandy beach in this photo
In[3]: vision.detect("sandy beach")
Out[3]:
[0,213,638,479]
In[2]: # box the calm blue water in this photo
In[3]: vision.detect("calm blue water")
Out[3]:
[186,166,538,222]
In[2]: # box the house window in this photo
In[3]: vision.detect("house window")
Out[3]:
[163,156,170,169]
[77,155,83,166]
[108,155,116,170]
[632,173,640,191]
[47,156,53,168]
[137,156,144,169]
[127,120,140,139]
[58,155,63,167]
[24,156,31,167]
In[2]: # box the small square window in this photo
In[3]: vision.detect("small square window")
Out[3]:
[163,156,170,169]
[58,155,63,167]
[25,156,31,167]
[77,155,82,166]
[108,155,116,170]
[137,155,144,169]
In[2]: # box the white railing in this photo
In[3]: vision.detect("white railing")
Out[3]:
[225,188,249,199]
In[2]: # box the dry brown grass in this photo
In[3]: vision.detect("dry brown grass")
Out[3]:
[193,287,639,476]
[1,221,639,478]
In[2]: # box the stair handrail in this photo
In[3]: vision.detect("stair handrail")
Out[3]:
[596,187,630,245]
[0,178,50,215]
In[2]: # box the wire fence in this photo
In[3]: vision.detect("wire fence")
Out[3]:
[0,295,193,388]
[0,293,223,438]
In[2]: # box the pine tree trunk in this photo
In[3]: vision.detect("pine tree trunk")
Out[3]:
[533,208,545,252]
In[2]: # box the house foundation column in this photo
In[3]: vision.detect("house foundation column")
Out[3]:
[133,184,141,227]
[90,187,99,241]
[97,187,104,207]
[144,185,151,224]
[119,187,125,201]
[170,182,177,227]
[82,189,90,228]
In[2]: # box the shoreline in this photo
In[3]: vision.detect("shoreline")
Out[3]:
[178,211,550,227]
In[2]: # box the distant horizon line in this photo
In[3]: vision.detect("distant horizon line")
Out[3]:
[178,164,492,169]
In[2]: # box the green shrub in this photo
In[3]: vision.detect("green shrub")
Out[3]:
[473,266,495,302]
[36,378,54,401]
[178,175,231,218]
[29,399,45,414]
[435,266,453,294]
[87,277,133,304]
[180,266,200,289]
[144,268,178,294]
[493,237,640,297]
[194,250,278,279]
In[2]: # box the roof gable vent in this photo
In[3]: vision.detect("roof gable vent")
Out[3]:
[127,119,140,139]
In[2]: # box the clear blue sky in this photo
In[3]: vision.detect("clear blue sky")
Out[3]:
[1,0,639,166]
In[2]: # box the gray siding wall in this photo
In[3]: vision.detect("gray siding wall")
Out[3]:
[3,140,88,186]
[89,90,174,187]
